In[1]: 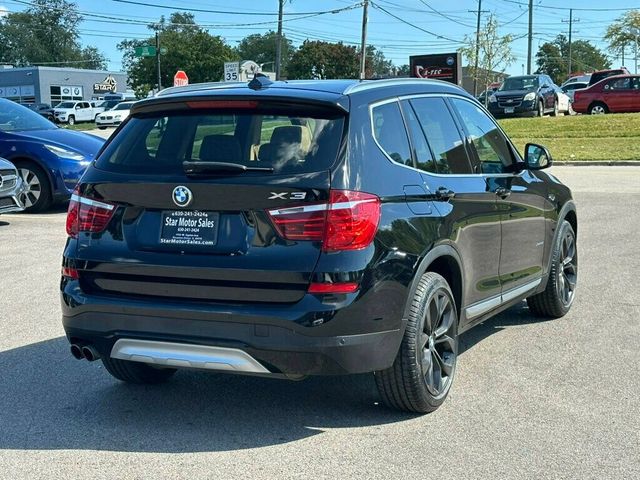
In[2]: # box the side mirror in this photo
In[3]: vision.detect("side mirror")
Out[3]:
[75,105,81,109]
[524,143,552,170]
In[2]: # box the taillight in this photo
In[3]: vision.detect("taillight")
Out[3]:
[324,190,380,251]
[61,266,79,279]
[66,191,116,238]
[267,190,380,252]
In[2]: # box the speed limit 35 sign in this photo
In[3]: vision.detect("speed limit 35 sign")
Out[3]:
[224,62,239,82]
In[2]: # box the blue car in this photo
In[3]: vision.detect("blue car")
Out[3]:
[0,99,104,212]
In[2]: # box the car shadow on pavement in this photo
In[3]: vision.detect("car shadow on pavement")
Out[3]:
[0,302,548,454]
[459,301,554,355]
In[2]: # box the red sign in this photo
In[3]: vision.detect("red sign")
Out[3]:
[173,70,189,87]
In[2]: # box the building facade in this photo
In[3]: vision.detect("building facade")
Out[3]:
[0,66,129,105]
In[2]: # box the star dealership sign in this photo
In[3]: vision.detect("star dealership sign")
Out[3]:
[93,74,118,93]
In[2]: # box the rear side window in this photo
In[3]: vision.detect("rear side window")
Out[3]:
[400,100,436,173]
[96,104,345,175]
[371,101,412,166]
[409,97,472,174]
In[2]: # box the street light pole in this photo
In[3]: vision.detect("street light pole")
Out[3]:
[155,30,161,91]
[275,0,284,80]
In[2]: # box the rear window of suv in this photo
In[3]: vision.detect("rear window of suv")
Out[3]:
[95,103,346,175]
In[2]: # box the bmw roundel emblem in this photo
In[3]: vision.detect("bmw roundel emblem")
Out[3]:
[446,56,454,66]
[172,186,193,207]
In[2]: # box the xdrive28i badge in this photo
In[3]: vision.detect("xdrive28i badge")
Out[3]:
[172,186,193,207]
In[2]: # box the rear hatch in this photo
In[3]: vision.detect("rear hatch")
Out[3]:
[69,96,347,304]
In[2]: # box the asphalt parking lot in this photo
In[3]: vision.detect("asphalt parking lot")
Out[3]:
[0,166,638,479]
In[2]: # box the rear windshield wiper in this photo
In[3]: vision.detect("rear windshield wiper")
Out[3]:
[183,161,274,175]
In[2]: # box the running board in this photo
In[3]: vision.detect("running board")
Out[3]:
[110,339,270,373]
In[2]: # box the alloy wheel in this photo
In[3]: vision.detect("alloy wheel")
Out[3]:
[590,105,606,115]
[557,230,577,306]
[18,168,42,208]
[419,290,457,398]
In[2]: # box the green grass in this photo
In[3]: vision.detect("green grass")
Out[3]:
[61,123,97,131]
[498,113,640,161]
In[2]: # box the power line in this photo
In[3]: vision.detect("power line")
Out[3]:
[112,0,362,16]
[497,0,639,12]
[370,1,462,43]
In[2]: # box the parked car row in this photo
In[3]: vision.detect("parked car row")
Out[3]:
[487,74,572,118]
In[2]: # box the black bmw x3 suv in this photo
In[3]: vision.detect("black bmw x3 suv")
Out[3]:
[61,77,578,413]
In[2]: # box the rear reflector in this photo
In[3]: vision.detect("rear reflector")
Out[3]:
[267,190,381,252]
[308,282,359,294]
[66,192,116,238]
[61,267,79,279]
[186,100,259,109]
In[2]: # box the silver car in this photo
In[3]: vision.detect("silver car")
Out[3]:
[0,158,26,214]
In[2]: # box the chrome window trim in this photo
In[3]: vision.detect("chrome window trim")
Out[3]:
[369,93,525,180]
[465,277,542,320]
[344,78,446,95]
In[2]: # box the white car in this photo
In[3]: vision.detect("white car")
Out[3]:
[53,101,103,125]
[95,101,136,129]
[553,86,574,115]
[561,81,589,102]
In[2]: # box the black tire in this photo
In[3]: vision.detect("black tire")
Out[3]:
[537,100,545,117]
[102,355,177,384]
[14,161,52,212]
[67,115,75,126]
[98,126,107,130]
[551,98,559,117]
[527,220,577,318]
[589,102,607,115]
[375,272,458,413]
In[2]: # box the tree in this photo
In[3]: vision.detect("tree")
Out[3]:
[458,14,515,95]
[604,10,640,65]
[119,12,236,96]
[287,40,360,80]
[536,34,610,84]
[236,31,293,75]
[0,0,106,69]
[365,45,394,78]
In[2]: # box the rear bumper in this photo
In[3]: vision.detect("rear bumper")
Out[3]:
[61,280,407,376]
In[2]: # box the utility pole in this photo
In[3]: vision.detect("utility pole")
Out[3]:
[527,0,533,74]
[562,9,579,78]
[275,0,284,80]
[359,0,369,80]
[155,30,161,91]
[470,0,488,96]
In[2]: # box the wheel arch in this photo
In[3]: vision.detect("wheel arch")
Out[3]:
[588,101,608,114]
[405,245,465,323]
[6,154,57,192]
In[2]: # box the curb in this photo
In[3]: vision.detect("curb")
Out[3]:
[553,161,640,166]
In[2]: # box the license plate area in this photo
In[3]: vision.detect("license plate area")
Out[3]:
[160,210,219,246]
[504,107,515,114]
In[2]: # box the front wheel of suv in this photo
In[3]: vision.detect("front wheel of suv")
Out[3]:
[375,272,458,413]
[102,355,177,384]
[527,220,577,318]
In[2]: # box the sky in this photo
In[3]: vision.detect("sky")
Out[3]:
[1,0,639,75]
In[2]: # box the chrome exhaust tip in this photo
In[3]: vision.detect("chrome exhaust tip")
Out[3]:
[70,344,84,360]
[81,345,100,362]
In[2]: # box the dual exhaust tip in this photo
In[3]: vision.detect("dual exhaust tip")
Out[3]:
[70,344,100,362]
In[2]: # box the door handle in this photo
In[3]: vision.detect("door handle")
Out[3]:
[435,187,456,201]
[495,187,511,198]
